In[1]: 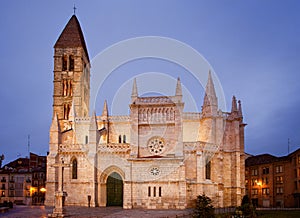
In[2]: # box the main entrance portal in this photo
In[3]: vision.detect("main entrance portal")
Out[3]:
[106,172,123,206]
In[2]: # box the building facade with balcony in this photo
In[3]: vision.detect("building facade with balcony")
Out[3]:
[246,148,300,208]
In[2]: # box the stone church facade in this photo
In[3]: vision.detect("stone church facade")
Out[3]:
[45,15,246,209]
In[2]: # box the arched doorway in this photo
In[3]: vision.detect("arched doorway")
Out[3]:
[106,172,123,206]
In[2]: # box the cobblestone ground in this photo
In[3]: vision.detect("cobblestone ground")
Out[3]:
[0,205,193,218]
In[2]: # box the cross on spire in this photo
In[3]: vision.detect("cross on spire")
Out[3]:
[73,4,77,15]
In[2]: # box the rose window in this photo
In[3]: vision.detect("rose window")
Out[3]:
[150,167,160,176]
[148,137,165,155]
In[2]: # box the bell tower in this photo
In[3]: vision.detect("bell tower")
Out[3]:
[52,15,90,124]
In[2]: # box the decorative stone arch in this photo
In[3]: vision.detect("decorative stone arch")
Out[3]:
[98,165,125,207]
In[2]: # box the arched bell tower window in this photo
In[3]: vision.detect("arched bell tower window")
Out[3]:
[123,135,126,143]
[69,55,74,71]
[72,158,78,179]
[118,135,122,143]
[63,104,70,120]
[62,55,68,71]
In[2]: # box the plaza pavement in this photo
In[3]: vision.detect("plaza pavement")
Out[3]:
[0,205,193,218]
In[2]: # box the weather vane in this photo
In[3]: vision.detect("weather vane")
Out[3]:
[73,4,77,15]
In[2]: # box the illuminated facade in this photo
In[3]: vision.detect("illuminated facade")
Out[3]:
[246,149,300,208]
[45,15,246,209]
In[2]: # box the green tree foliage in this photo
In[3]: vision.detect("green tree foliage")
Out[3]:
[193,194,215,218]
[235,195,256,218]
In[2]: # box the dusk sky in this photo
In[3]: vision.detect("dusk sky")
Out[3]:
[0,1,299,164]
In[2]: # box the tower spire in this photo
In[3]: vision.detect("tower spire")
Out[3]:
[202,70,218,116]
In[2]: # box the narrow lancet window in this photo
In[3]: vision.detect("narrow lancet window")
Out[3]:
[123,135,126,143]
[205,160,211,180]
[62,56,68,71]
[72,158,78,179]
[69,56,74,71]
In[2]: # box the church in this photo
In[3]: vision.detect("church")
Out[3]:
[45,15,246,209]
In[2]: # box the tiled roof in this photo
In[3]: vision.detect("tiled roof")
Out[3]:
[54,15,89,61]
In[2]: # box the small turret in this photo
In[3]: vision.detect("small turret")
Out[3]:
[102,100,108,117]
[131,78,138,103]
[175,77,182,96]
[238,100,243,118]
[231,96,238,113]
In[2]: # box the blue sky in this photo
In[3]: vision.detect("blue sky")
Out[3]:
[0,1,300,164]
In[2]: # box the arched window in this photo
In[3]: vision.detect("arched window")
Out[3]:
[118,135,122,143]
[72,158,77,179]
[123,135,126,143]
[69,56,74,71]
[62,55,68,71]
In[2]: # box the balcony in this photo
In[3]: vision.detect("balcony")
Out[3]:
[9,187,14,190]
[9,180,14,183]
[1,187,5,190]
[1,179,6,182]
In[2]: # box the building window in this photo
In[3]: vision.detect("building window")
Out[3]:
[251,169,258,176]
[275,165,283,173]
[85,136,88,144]
[298,155,300,164]
[72,158,78,179]
[62,55,68,71]
[123,135,126,143]
[69,55,74,71]
[262,188,270,195]
[1,184,5,190]
[148,186,151,197]
[63,104,70,120]
[205,160,211,180]
[262,167,269,174]
[159,187,162,197]
[118,135,122,143]
[276,176,283,184]
[153,187,156,197]
[251,189,258,195]
[276,187,283,194]
[262,177,269,185]
[1,191,4,197]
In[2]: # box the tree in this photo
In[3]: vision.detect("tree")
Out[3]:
[194,194,215,218]
[236,195,256,218]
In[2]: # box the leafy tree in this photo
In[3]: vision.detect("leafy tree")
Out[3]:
[193,194,215,218]
[235,195,256,218]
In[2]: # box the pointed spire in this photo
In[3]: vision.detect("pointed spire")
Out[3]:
[89,111,98,131]
[238,100,243,117]
[231,96,238,112]
[203,70,218,110]
[131,78,138,102]
[54,15,89,61]
[102,100,108,117]
[50,113,61,132]
[175,77,182,96]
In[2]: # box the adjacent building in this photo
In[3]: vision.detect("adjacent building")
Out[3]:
[0,153,46,205]
[246,148,300,208]
[46,15,246,209]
